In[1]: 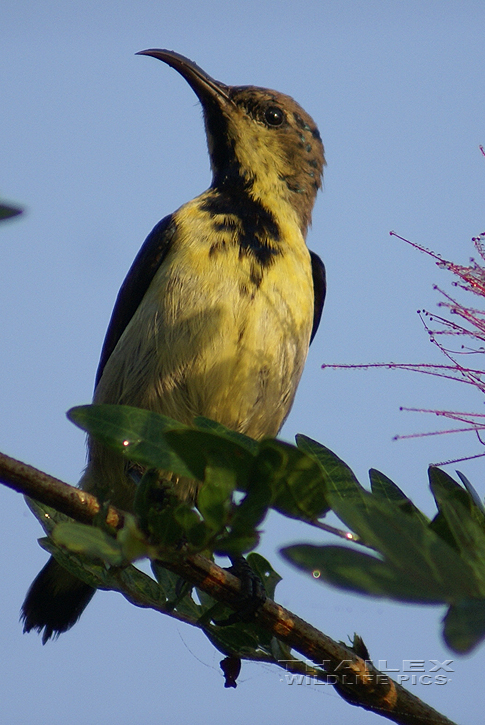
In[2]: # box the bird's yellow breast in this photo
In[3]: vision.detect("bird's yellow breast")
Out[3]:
[94,192,314,441]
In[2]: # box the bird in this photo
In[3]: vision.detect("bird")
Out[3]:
[21,49,326,643]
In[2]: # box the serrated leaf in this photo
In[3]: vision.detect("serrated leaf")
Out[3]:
[443,599,485,653]
[256,439,329,520]
[282,544,448,603]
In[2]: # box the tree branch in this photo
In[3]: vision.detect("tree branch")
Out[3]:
[0,450,457,725]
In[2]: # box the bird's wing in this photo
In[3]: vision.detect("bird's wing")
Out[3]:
[309,250,326,344]
[94,214,176,388]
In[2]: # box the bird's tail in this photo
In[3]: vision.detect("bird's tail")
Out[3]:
[21,557,95,644]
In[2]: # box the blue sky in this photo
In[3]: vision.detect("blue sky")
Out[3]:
[1,2,484,723]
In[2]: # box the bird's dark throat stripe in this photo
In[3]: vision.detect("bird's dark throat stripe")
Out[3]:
[201,186,282,267]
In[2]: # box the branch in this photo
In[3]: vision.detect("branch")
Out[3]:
[0,452,124,528]
[0,451,457,725]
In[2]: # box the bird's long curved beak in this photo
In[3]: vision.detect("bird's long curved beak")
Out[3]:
[136,49,232,107]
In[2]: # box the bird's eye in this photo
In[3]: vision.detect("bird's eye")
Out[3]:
[264,106,284,127]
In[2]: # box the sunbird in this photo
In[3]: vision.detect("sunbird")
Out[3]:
[22,49,326,642]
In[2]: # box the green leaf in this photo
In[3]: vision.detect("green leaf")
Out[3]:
[0,201,22,220]
[205,618,293,664]
[214,471,272,556]
[231,478,271,533]
[282,544,448,603]
[430,467,485,526]
[429,510,459,552]
[456,471,485,513]
[39,537,118,590]
[151,562,184,600]
[25,497,73,535]
[133,468,167,533]
[202,599,280,659]
[369,469,429,524]
[150,561,201,617]
[168,586,202,619]
[133,469,188,547]
[214,530,260,557]
[429,501,485,595]
[256,439,329,520]
[194,417,259,455]
[282,465,480,605]
[163,428,253,531]
[116,565,168,609]
[430,466,473,505]
[196,461,235,531]
[369,468,406,501]
[51,522,125,566]
[331,494,477,600]
[429,466,464,495]
[173,506,210,549]
[67,405,196,478]
[40,534,171,610]
[164,428,255,487]
[429,469,485,587]
[204,621,264,658]
[150,505,190,548]
[443,599,485,653]
[296,435,365,496]
[133,470,208,551]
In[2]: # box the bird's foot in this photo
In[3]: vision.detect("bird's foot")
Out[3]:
[213,554,266,626]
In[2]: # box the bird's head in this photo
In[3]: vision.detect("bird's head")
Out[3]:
[137,49,325,233]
